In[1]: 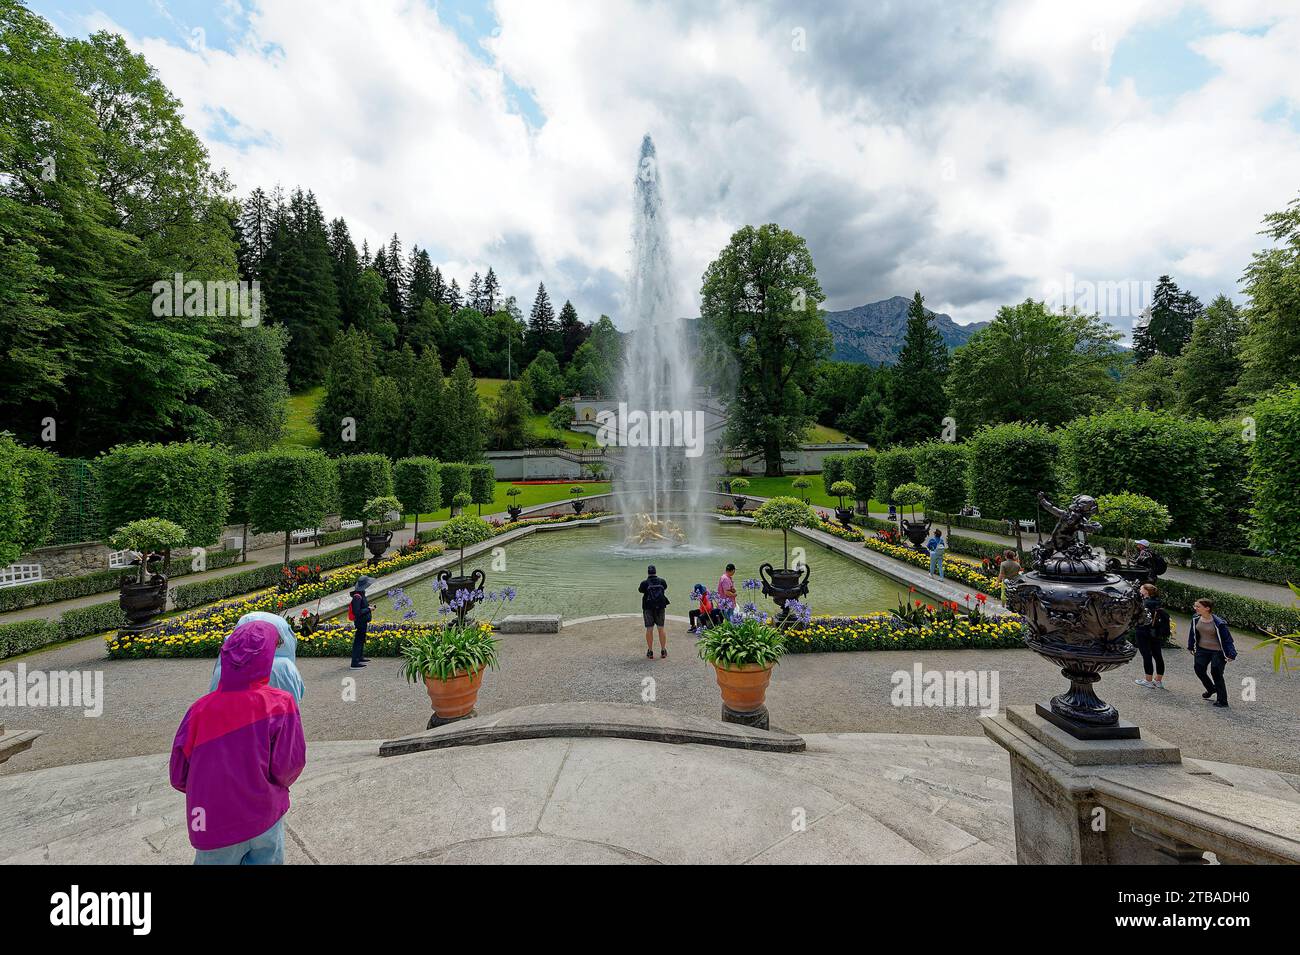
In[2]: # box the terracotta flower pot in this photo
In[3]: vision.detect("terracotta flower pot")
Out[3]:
[423,668,484,719]
[712,662,774,713]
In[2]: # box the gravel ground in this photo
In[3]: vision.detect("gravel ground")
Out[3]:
[3,616,1297,776]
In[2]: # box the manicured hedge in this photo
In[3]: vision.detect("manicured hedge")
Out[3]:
[469,464,495,510]
[335,453,394,523]
[0,547,241,613]
[438,462,471,508]
[0,600,127,660]
[1157,579,1300,636]
[96,442,232,546]
[873,447,917,503]
[1248,385,1300,560]
[844,452,876,510]
[170,545,365,611]
[315,519,404,548]
[929,510,1032,536]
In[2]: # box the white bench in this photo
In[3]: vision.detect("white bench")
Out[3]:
[290,528,320,545]
[0,564,43,589]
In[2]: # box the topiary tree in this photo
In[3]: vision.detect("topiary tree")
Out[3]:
[830,480,856,512]
[0,436,25,567]
[246,448,336,565]
[452,490,472,516]
[0,437,60,564]
[891,481,931,524]
[335,453,394,534]
[821,454,848,497]
[393,457,441,543]
[873,446,917,507]
[914,440,969,536]
[1096,493,1171,559]
[753,496,818,567]
[441,514,495,575]
[844,451,876,513]
[791,476,811,503]
[96,442,232,547]
[1248,385,1300,559]
[967,423,1060,552]
[438,462,471,509]
[363,495,401,525]
[468,463,495,516]
[729,477,751,511]
[108,518,188,582]
[1060,409,1208,537]
[226,452,258,561]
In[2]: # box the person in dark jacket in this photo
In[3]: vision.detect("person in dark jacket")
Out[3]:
[1187,597,1236,708]
[638,564,669,660]
[349,575,375,670]
[1133,583,1169,689]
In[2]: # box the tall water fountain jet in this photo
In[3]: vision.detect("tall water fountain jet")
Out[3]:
[616,135,710,548]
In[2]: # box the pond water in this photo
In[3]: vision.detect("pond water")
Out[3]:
[371,523,912,623]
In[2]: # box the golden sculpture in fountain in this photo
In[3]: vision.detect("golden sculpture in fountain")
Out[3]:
[625,513,687,547]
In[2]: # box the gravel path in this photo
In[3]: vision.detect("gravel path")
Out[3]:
[4,616,1297,776]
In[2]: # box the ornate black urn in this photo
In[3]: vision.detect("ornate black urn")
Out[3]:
[900,518,931,549]
[835,506,855,526]
[759,562,810,619]
[1004,492,1142,739]
[119,574,168,635]
[571,499,586,515]
[506,504,523,522]
[364,528,393,564]
[731,495,748,513]
[438,568,486,617]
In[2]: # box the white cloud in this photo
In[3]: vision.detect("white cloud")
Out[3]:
[76,0,1300,329]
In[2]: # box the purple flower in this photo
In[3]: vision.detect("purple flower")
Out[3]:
[743,578,761,590]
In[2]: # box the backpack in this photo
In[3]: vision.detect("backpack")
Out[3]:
[645,580,667,610]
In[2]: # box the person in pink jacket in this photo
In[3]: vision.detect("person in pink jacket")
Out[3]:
[170,619,307,864]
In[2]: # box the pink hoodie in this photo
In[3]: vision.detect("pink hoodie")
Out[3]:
[170,620,307,850]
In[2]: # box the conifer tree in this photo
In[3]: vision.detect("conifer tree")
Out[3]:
[881,291,949,444]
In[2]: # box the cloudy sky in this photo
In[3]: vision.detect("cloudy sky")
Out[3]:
[29,0,1300,333]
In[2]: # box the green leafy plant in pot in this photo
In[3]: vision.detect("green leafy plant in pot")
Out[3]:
[830,480,856,526]
[401,619,501,725]
[109,518,187,633]
[696,609,788,721]
[451,490,471,517]
[753,496,817,618]
[362,495,401,563]
[729,477,750,512]
[505,485,524,522]
[436,514,495,618]
[891,481,932,548]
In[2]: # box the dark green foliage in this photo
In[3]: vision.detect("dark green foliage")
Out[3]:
[1132,275,1201,361]
[881,292,949,444]
[966,423,1060,528]
[393,457,441,517]
[914,441,969,517]
[96,442,232,546]
[335,453,394,523]
[441,358,484,463]
[843,452,876,508]
[315,326,376,454]
[1238,196,1300,397]
[469,464,495,513]
[872,447,917,504]
[438,462,471,508]
[245,448,336,563]
[1247,385,1300,559]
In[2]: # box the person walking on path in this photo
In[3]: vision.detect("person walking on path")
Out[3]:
[926,528,947,579]
[1133,583,1170,689]
[349,576,375,670]
[639,564,669,659]
[208,611,306,702]
[1188,598,1236,708]
[996,549,1022,599]
[170,620,307,865]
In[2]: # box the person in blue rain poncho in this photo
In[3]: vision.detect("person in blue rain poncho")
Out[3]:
[209,610,306,703]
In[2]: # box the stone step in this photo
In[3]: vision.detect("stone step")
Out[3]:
[0,726,42,765]
[379,701,806,757]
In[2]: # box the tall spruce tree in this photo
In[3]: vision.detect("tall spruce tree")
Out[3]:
[262,188,340,386]
[1133,275,1201,362]
[383,233,406,318]
[409,346,446,455]
[482,267,500,315]
[527,282,558,358]
[315,326,376,454]
[882,291,949,444]
[446,278,462,310]
[404,247,434,345]
[558,299,586,362]
[1177,294,1245,418]
[467,272,483,313]
[442,357,484,462]
[328,217,362,329]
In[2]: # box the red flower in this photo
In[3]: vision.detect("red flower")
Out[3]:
[915,599,922,607]
[976,593,987,603]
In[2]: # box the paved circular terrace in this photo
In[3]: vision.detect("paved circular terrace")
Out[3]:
[4,615,1299,777]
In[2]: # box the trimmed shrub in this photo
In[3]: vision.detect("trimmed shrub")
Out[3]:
[468,464,495,514]
[14,443,60,553]
[96,442,232,547]
[1095,493,1171,554]
[1060,409,1212,537]
[1248,385,1300,560]
[873,447,917,504]
[843,451,876,510]
[439,462,471,508]
[245,448,337,565]
[335,454,394,525]
[966,423,1060,548]
[0,619,61,659]
[58,601,126,640]
[821,454,849,495]
[1158,579,1300,636]
[394,457,442,540]
[914,441,969,523]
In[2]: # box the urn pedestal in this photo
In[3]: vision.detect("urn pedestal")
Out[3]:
[119,576,168,635]
[900,519,931,549]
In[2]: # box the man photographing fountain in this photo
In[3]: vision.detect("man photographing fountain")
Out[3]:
[639,565,670,659]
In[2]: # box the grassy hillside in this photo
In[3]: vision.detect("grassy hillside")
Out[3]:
[279,386,323,448]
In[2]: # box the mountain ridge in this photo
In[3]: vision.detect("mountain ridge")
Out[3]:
[825,295,988,365]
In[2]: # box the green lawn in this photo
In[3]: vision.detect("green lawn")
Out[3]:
[807,423,861,443]
[409,480,612,524]
[727,475,888,512]
[280,386,323,448]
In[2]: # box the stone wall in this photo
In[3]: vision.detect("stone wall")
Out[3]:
[15,541,114,580]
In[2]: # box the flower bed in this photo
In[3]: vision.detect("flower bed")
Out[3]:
[784,613,1026,653]
[713,507,865,542]
[862,535,1000,594]
[106,542,445,659]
